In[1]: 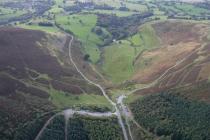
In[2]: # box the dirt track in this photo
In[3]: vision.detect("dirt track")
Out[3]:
[68,34,129,140]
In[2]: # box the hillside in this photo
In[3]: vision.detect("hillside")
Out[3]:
[132,21,210,87]
[1,0,210,140]
[0,28,111,140]
[130,91,210,139]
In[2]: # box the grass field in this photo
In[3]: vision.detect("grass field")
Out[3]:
[101,23,160,83]
[48,6,64,14]
[86,9,138,17]
[92,0,148,12]
[174,2,210,16]
[130,25,154,45]
[17,16,59,33]
[49,87,112,109]
[92,0,122,8]
[129,24,160,48]
[55,14,102,63]
[18,24,59,33]
[157,2,210,18]
[123,2,148,12]
[102,40,135,83]
[130,24,160,71]
[0,7,26,20]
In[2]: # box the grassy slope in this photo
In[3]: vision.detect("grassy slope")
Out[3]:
[50,88,112,109]
[131,24,160,70]
[55,14,102,63]
[19,24,59,33]
[102,40,135,83]
[101,24,160,83]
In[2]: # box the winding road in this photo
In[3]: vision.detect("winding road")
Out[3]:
[34,109,116,140]
[117,95,134,140]
[34,112,63,140]
[34,33,131,140]
[68,35,129,140]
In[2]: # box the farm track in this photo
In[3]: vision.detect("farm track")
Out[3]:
[127,43,205,95]
[34,29,131,140]
[34,113,63,140]
[34,110,115,140]
[33,19,205,140]
[121,43,206,139]
[68,35,129,140]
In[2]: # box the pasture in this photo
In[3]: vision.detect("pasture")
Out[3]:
[55,14,102,63]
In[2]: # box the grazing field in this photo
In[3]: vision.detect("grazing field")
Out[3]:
[174,2,209,15]
[129,24,160,49]
[91,0,122,8]
[87,9,138,17]
[19,24,59,33]
[0,7,26,20]
[17,15,59,33]
[154,1,210,19]
[48,6,64,14]
[50,88,112,109]
[101,23,160,83]
[55,14,102,63]
[102,41,135,83]
[123,2,148,12]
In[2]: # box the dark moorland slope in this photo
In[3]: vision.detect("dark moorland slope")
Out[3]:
[0,27,102,140]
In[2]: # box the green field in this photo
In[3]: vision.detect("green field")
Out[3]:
[86,9,138,17]
[50,87,112,109]
[101,23,160,83]
[92,0,122,8]
[174,2,210,16]
[19,24,59,33]
[17,16,59,33]
[129,24,160,48]
[0,7,26,20]
[102,40,135,83]
[123,2,148,12]
[55,14,102,63]
[157,2,210,18]
[48,6,64,14]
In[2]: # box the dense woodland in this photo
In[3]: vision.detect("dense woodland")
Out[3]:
[130,93,210,140]
[97,12,153,40]
[68,115,123,140]
[39,115,65,140]
[64,2,114,12]
[13,112,54,140]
